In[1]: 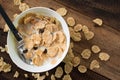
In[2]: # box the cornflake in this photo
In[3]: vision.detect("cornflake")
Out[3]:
[5,45,8,53]
[90,60,100,70]
[74,24,82,32]
[91,45,101,53]
[67,17,75,27]
[2,63,11,73]
[19,3,29,12]
[81,49,92,59]
[64,62,73,74]
[24,74,28,78]
[4,24,9,32]
[99,52,110,61]
[14,71,19,78]
[56,8,67,16]
[62,75,72,80]
[93,18,103,26]
[13,13,18,20]
[14,0,21,5]
[71,32,81,41]
[45,71,49,76]
[51,74,56,80]
[37,75,46,80]
[72,56,80,67]
[55,67,63,78]
[82,25,89,33]
[78,65,87,73]
[84,31,94,40]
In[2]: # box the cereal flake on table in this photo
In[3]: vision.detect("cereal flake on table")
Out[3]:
[45,71,49,76]
[82,25,89,33]
[93,18,103,26]
[13,13,18,20]
[14,71,19,78]
[84,31,94,40]
[99,52,110,61]
[24,74,28,78]
[62,74,72,80]
[19,3,29,12]
[14,0,21,5]
[4,24,9,32]
[78,65,87,73]
[55,66,63,78]
[67,17,75,27]
[74,24,83,32]
[64,62,73,74]
[56,8,67,16]
[90,60,100,70]
[91,45,101,53]
[72,56,80,67]
[51,74,56,80]
[81,49,92,59]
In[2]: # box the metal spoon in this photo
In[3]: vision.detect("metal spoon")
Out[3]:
[0,4,31,64]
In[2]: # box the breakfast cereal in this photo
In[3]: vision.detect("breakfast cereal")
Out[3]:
[18,13,66,66]
[14,71,19,78]
[91,45,101,53]
[72,56,80,67]
[62,75,72,80]
[93,18,103,26]
[24,74,28,78]
[13,13,18,20]
[82,25,89,33]
[51,74,56,80]
[67,17,75,27]
[56,8,67,16]
[19,3,29,12]
[46,71,49,76]
[81,49,92,59]
[64,62,73,74]
[4,24,9,32]
[90,60,100,70]
[99,52,110,61]
[14,0,21,5]
[84,31,94,40]
[74,24,82,32]
[55,67,63,78]
[78,65,87,73]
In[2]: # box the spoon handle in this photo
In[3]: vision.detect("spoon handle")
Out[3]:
[0,4,22,41]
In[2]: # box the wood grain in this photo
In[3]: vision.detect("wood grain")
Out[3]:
[0,0,120,80]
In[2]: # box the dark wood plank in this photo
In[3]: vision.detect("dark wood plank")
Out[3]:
[0,0,120,80]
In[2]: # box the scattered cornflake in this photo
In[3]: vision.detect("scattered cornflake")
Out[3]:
[51,74,56,80]
[67,17,75,27]
[64,62,73,74]
[55,66,63,78]
[84,31,94,40]
[24,74,28,78]
[13,13,18,20]
[68,48,74,58]
[2,63,11,73]
[72,56,80,67]
[45,71,49,76]
[19,3,29,12]
[91,45,101,53]
[56,8,67,16]
[32,73,40,79]
[74,24,82,32]
[93,18,103,26]
[99,52,110,61]
[5,45,8,53]
[37,75,46,80]
[62,74,72,80]
[4,24,9,32]
[14,71,19,78]
[1,48,6,52]
[82,25,89,33]
[81,49,92,59]
[14,0,21,5]
[90,60,100,70]
[78,65,87,73]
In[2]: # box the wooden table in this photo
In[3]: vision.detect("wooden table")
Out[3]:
[0,0,120,80]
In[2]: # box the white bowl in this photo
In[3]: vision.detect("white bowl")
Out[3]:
[7,7,70,73]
